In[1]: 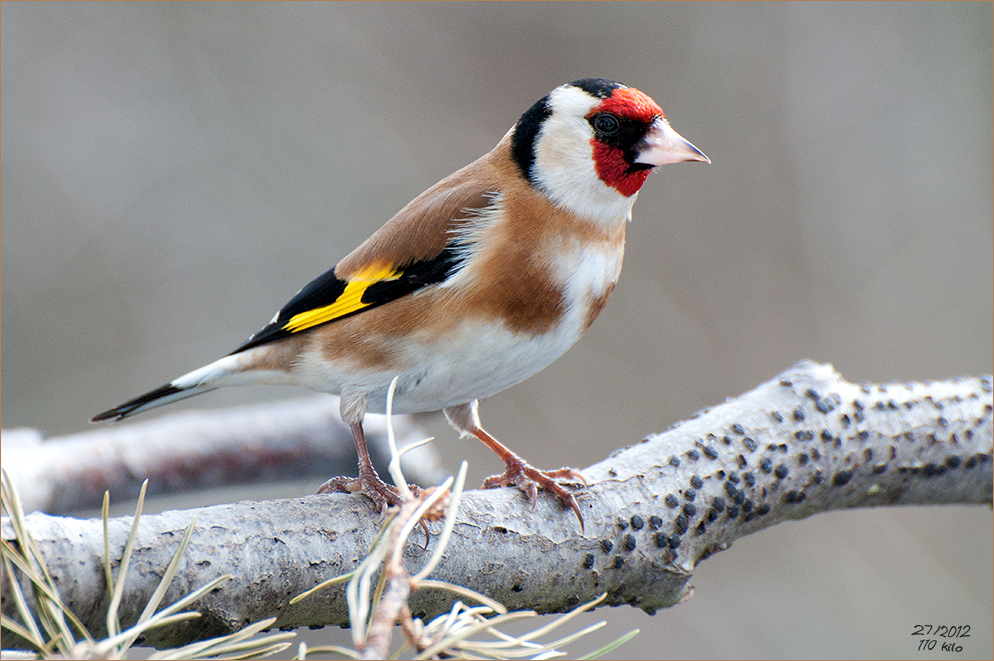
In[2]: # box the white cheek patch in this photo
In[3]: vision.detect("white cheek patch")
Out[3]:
[531,87,638,225]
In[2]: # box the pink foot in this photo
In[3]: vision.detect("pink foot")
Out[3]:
[483,457,586,530]
[318,467,421,516]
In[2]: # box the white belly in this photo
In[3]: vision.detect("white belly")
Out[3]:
[287,312,581,415]
[382,320,584,414]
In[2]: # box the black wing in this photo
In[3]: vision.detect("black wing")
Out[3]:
[230,246,462,354]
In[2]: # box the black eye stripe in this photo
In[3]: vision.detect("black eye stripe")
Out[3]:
[589,112,650,153]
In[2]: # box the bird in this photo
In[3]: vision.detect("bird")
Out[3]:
[92,78,709,529]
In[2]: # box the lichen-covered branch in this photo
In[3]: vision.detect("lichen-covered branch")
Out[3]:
[0,396,447,514]
[2,362,991,649]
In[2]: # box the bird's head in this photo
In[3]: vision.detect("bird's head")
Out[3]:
[511,78,709,222]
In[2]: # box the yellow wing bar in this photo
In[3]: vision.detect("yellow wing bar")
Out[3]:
[283,263,400,333]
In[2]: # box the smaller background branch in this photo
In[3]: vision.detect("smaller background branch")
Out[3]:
[1,396,448,516]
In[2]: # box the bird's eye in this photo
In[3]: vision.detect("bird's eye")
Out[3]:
[592,113,620,135]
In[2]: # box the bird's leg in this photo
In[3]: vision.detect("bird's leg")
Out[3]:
[444,402,586,530]
[317,421,412,515]
[474,426,586,530]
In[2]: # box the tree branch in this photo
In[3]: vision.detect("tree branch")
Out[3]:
[1,396,447,514]
[2,362,991,649]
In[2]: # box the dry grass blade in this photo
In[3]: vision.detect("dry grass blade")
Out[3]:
[465,621,606,658]
[347,515,393,647]
[297,642,360,659]
[221,641,294,660]
[1,611,42,649]
[414,610,540,660]
[407,593,629,660]
[106,479,149,639]
[1,471,92,655]
[430,594,605,656]
[490,593,607,644]
[290,569,356,605]
[415,580,507,615]
[384,376,413,501]
[102,491,113,611]
[149,616,295,660]
[88,483,238,657]
[133,572,231,623]
[1,546,45,648]
[134,516,199,625]
[412,461,467,583]
[389,475,452,564]
[1,473,277,660]
[577,628,641,660]
[90,611,202,655]
[389,601,487,659]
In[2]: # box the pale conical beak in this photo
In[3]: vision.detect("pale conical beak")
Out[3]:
[634,118,710,166]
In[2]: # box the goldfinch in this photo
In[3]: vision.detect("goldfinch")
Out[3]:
[93,78,708,528]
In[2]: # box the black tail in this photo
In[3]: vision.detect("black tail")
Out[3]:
[92,383,216,422]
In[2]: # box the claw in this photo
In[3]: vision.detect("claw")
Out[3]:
[482,457,585,532]
[317,469,406,510]
[442,406,587,531]
[317,472,431,543]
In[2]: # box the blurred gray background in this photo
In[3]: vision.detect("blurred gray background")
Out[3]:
[2,2,992,659]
